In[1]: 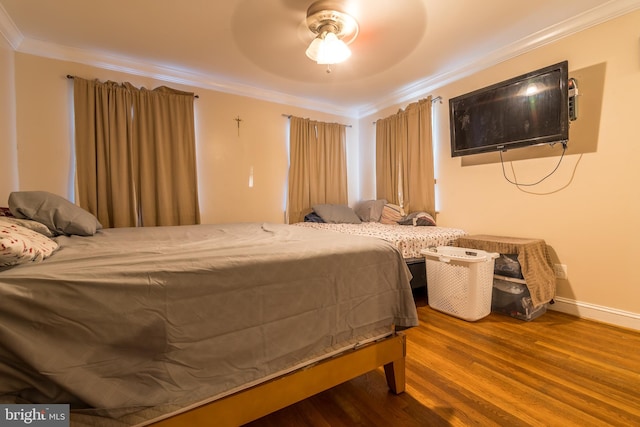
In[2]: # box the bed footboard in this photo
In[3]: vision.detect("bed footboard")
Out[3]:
[148,333,407,427]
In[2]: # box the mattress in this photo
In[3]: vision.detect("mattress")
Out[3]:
[294,222,467,259]
[0,222,418,424]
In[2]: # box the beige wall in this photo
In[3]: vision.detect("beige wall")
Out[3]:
[11,54,358,224]
[362,10,640,319]
[5,9,639,323]
[0,35,18,197]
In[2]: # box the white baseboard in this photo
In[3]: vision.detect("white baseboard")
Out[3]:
[549,297,640,331]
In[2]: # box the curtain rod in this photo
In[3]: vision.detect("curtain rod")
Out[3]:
[66,75,199,98]
[371,96,442,124]
[282,114,352,128]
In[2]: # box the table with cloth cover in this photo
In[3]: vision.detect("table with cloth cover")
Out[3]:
[455,234,556,307]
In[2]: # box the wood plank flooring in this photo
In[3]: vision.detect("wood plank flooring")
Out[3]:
[245,290,640,426]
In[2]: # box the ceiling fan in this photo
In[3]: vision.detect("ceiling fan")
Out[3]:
[303,0,359,72]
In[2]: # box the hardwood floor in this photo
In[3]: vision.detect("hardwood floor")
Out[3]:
[246,290,640,426]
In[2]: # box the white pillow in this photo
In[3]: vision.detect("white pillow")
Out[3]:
[0,221,59,267]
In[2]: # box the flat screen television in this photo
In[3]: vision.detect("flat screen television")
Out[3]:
[449,61,569,157]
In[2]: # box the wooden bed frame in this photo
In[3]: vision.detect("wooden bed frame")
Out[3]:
[150,332,407,427]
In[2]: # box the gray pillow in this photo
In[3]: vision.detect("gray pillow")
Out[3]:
[312,204,361,224]
[354,199,387,222]
[9,191,103,236]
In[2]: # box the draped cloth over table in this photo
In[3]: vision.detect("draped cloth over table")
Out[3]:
[455,235,556,307]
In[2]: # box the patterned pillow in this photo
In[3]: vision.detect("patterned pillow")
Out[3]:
[0,221,59,267]
[380,203,404,224]
[0,217,56,237]
[397,211,437,226]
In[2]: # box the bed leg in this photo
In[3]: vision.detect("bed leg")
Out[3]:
[383,333,406,394]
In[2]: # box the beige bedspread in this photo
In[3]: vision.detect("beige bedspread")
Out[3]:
[455,234,555,307]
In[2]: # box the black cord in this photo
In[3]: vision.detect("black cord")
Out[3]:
[500,143,567,186]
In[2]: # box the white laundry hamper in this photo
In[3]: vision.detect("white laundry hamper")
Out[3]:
[422,246,498,321]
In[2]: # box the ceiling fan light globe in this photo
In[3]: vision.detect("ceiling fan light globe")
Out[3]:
[315,32,351,64]
[305,37,323,61]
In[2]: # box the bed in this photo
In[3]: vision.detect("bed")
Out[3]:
[294,221,468,260]
[294,201,468,290]
[0,196,419,427]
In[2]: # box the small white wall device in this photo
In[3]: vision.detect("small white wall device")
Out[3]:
[568,77,578,121]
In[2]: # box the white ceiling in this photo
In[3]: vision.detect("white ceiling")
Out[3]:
[1,0,639,117]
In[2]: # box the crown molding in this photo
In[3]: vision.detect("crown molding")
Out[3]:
[14,37,360,118]
[356,0,640,118]
[2,0,639,119]
[0,2,23,49]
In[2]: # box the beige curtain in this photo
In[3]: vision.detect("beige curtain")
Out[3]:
[375,97,436,216]
[74,78,137,228]
[287,117,348,223]
[375,113,400,207]
[130,85,200,226]
[73,77,200,228]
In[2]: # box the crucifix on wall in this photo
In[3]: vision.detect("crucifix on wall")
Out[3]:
[234,115,243,136]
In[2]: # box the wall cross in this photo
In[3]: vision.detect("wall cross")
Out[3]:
[234,116,243,136]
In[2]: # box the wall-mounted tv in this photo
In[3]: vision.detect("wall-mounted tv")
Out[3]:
[449,61,569,157]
